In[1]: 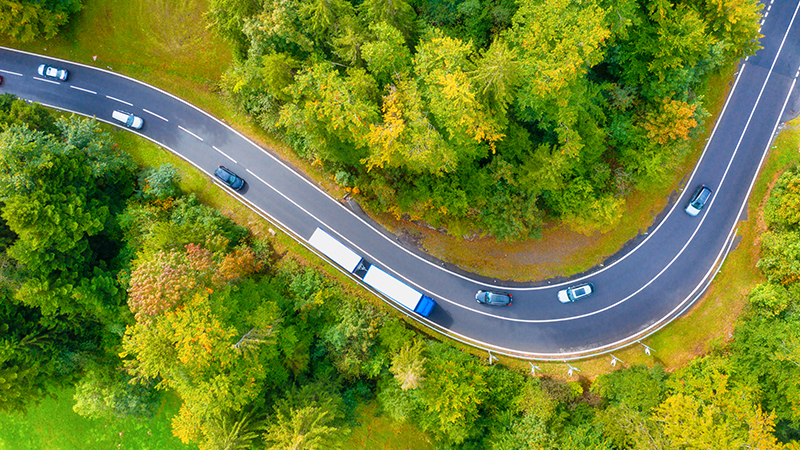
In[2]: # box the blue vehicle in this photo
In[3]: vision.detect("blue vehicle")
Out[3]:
[214,165,245,190]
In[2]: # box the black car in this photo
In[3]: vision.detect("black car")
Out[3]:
[214,165,245,190]
[476,290,513,306]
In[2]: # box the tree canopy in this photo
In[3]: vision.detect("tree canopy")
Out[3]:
[218,0,762,240]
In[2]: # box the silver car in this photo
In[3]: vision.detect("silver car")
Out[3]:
[476,290,512,306]
[685,185,712,217]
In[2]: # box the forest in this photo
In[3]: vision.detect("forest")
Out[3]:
[211,0,763,239]
[1,94,799,449]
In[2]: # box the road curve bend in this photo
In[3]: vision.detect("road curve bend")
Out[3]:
[2,2,800,359]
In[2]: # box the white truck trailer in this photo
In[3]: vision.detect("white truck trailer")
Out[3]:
[308,227,435,317]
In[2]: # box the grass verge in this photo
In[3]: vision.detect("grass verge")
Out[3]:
[343,403,434,450]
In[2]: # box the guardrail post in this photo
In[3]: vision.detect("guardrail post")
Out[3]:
[565,360,580,377]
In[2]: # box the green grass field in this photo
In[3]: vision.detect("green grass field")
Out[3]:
[0,388,191,450]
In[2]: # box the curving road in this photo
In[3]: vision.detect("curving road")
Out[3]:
[2,0,800,359]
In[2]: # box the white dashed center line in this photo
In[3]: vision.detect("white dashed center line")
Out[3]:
[178,125,203,141]
[0,69,22,76]
[70,86,97,95]
[106,95,132,106]
[212,146,237,164]
[142,108,168,122]
[33,77,59,85]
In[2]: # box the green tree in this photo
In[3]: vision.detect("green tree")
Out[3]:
[361,22,413,84]
[322,298,387,378]
[414,31,505,157]
[758,230,800,285]
[654,356,785,450]
[0,295,87,413]
[122,289,278,448]
[558,423,613,450]
[357,0,416,40]
[364,75,454,173]
[139,163,181,200]
[763,165,800,230]
[206,0,263,56]
[729,312,800,428]
[0,120,135,321]
[592,365,667,412]
[469,37,520,115]
[72,369,160,420]
[389,340,426,390]
[203,410,261,450]
[260,52,301,103]
[417,342,488,445]
[262,388,344,450]
[279,63,379,165]
[245,0,314,55]
[690,0,762,61]
[0,94,58,134]
[747,282,790,318]
[618,3,714,86]
[298,0,354,40]
[510,0,610,108]
[0,0,82,42]
[595,403,669,450]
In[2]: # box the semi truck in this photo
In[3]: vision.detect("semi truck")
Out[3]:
[361,265,436,317]
[308,227,435,317]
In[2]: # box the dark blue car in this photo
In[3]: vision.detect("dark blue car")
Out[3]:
[214,165,245,190]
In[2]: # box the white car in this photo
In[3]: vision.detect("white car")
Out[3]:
[37,64,68,81]
[558,283,594,304]
[111,110,144,129]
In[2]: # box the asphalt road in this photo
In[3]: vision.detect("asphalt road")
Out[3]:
[2,0,800,359]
